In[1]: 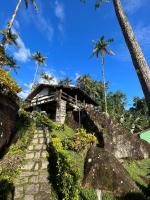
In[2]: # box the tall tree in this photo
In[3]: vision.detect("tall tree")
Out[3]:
[32,51,47,85]
[91,36,114,113]
[77,74,107,111]
[7,0,37,32]
[58,77,72,87]
[0,30,18,47]
[0,0,37,48]
[83,0,150,114]
[40,72,54,84]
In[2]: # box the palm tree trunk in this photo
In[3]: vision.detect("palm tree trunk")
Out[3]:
[113,0,150,114]
[33,62,39,85]
[8,0,22,31]
[101,58,108,114]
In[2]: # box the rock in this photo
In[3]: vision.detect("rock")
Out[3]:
[82,108,150,159]
[32,139,39,144]
[24,195,34,200]
[34,192,52,200]
[41,160,49,169]
[35,152,41,159]
[25,153,34,159]
[14,186,24,198]
[29,176,39,183]
[28,145,34,151]
[34,144,43,150]
[25,184,39,194]
[21,161,35,170]
[82,146,139,197]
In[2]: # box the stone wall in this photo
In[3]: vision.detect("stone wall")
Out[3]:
[55,100,66,124]
[14,128,52,200]
[0,94,19,155]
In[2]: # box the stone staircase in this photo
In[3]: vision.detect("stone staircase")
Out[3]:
[14,128,52,200]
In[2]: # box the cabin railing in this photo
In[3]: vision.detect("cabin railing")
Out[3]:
[25,90,84,109]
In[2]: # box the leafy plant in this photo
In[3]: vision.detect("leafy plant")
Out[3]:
[68,129,96,152]
[0,68,21,95]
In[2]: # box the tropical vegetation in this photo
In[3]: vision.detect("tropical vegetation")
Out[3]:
[91,36,114,113]
[82,0,150,115]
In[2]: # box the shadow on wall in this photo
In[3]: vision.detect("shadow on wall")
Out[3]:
[0,180,14,200]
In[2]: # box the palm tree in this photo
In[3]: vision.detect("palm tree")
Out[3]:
[7,0,37,32]
[0,45,8,67]
[91,36,114,113]
[58,77,72,87]
[0,29,18,47]
[88,0,150,114]
[40,72,54,84]
[32,51,47,84]
[0,46,19,72]
[6,56,20,73]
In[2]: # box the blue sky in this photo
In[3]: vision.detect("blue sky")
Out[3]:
[1,0,150,107]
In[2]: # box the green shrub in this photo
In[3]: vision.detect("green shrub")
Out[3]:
[68,129,96,152]
[79,188,97,200]
[0,118,35,183]
[0,68,21,95]
[48,137,80,200]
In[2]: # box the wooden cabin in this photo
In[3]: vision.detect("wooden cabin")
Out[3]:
[26,84,98,124]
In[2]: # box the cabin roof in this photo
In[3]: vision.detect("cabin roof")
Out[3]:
[26,84,98,106]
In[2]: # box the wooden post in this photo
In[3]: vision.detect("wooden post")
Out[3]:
[83,99,85,107]
[59,89,62,102]
[75,95,78,106]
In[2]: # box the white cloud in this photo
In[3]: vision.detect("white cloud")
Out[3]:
[55,0,64,22]
[35,14,54,42]
[13,36,31,62]
[21,2,54,42]
[54,0,65,33]
[19,83,32,99]
[75,72,80,80]
[123,0,147,14]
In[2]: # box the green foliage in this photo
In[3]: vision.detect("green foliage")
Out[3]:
[68,129,96,152]
[31,111,54,128]
[0,117,35,184]
[58,77,72,87]
[121,97,150,133]
[124,159,150,187]
[48,137,80,200]
[77,74,107,111]
[0,68,21,95]
[79,188,97,200]
[40,72,54,84]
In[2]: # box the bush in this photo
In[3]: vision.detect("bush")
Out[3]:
[0,68,21,95]
[48,137,80,200]
[68,129,96,152]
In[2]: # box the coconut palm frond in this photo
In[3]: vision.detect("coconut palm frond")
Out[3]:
[104,48,115,56]
[95,0,109,9]
[24,0,38,11]
[0,29,19,47]
[91,36,114,59]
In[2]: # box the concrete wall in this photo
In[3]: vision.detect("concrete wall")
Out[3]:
[0,94,19,154]
[56,100,66,124]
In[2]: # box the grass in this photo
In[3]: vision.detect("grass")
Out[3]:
[124,159,150,187]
